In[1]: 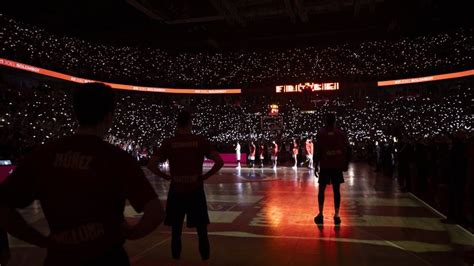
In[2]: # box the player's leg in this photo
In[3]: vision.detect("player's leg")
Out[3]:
[315,183,326,224]
[171,213,185,260]
[196,225,210,261]
[318,183,327,215]
[333,182,342,224]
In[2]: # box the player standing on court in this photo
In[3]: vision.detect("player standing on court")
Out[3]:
[235,142,241,169]
[0,83,164,266]
[306,139,314,169]
[292,139,299,169]
[259,142,265,168]
[314,113,350,225]
[249,141,256,168]
[271,141,279,169]
[148,111,224,264]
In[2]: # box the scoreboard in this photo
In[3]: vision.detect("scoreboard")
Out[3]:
[276,82,339,93]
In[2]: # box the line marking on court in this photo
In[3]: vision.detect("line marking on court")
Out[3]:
[409,192,474,237]
[227,203,238,211]
[181,231,453,253]
[408,193,446,218]
[130,237,171,263]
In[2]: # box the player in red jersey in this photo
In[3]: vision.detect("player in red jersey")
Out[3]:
[259,143,265,168]
[271,141,279,169]
[292,139,299,168]
[148,111,223,263]
[0,83,164,266]
[249,141,256,168]
[314,113,350,225]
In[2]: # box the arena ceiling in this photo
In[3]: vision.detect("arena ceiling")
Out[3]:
[2,0,472,50]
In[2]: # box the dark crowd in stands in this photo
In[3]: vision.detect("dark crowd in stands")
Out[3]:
[1,80,472,161]
[1,14,472,88]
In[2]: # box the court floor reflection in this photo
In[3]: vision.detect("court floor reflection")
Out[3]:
[7,163,474,266]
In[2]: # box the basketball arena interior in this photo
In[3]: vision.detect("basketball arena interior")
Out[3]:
[0,0,473,265]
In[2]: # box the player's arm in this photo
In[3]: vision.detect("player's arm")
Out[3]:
[147,143,171,180]
[343,134,351,171]
[314,135,322,175]
[0,207,48,247]
[465,154,473,196]
[346,145,352,164]
[122,157,165,240]
[0,160,48,248]
[201,150,224,181]
[121,197,164,240]
[313,150,320,177]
